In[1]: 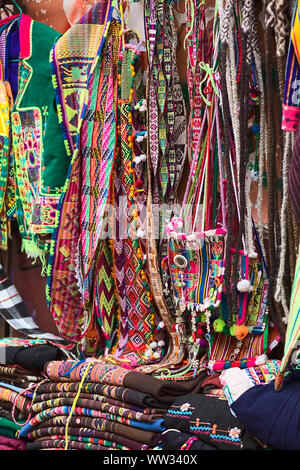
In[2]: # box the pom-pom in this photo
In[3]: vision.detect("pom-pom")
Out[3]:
[255,354,268,365]
[144,350,152,357]
[237,279,251,292]
[200,313,207,323]
[150,341,158,349]
[136,228,145,239]
[213,318,226,333]
[158,340,165,347]
[153,351,160,359]
[234,324,249,340]
[229,324,237,337]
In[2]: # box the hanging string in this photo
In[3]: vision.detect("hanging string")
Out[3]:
[64,359,96,450]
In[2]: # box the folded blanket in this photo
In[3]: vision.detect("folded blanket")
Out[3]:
[163,392,260,450]
[0,338,62,371]
[0,364,43,386]
[0,384,31,414]
[19,405,165,437]
[45,361,208,404]
[31,391,165,415]
[22,414,159,446]
[26,425,149,450]
[0,434,26,450]
[26,438,115,451]
[32,380,169,409]
[30,397,163,422]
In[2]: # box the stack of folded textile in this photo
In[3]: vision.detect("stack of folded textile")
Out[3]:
[0,337,69,450]
[18,359,210,451]
[160,359,281,451]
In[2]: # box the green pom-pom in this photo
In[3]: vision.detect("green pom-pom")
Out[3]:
[200,313,207,323]
[213,318,226,332]
[229,324,237,336]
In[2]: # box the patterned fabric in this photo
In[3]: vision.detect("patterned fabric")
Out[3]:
[163,392,259,450]
[8,15,68,265]
[30,391,164,416]
[282,2,300,131]
[144,0,188,329]
[275,250,300,390]
[167,228,226,312]
[0,384,31,414]
[0,67,10,251]
[30,397,163,423]
[221,359,281,407]
[21,414,158,447]
[32,381,169,410]
[47,3,119,347]
[207,323,279,373]
[26,426,148,450]
[109,44,163,366]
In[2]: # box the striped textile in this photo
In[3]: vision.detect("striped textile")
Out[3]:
[282,2,300,132]
[275,249,300,390]
[289,120,300,226]
[0,264,65,343]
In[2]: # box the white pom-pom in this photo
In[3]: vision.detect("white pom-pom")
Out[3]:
[237,279,251,292]
[158,340,165,347]
[136,228,145,238]
[255,354,267,365]
[144,350,152,357]
[187,233,197,241]
[140,154,147,161]
[150,341,158,349]
[158,321,164,329]
[153,352,160,359]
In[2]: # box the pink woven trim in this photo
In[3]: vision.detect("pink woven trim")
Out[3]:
[19,14,32,59]
[282,105,300,132]
[0,14,19,28]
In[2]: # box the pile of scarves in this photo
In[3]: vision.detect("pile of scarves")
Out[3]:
[17,359,212,451]
[0,337,68,450]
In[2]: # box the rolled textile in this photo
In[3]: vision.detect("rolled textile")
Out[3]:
[44,360,208,404]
